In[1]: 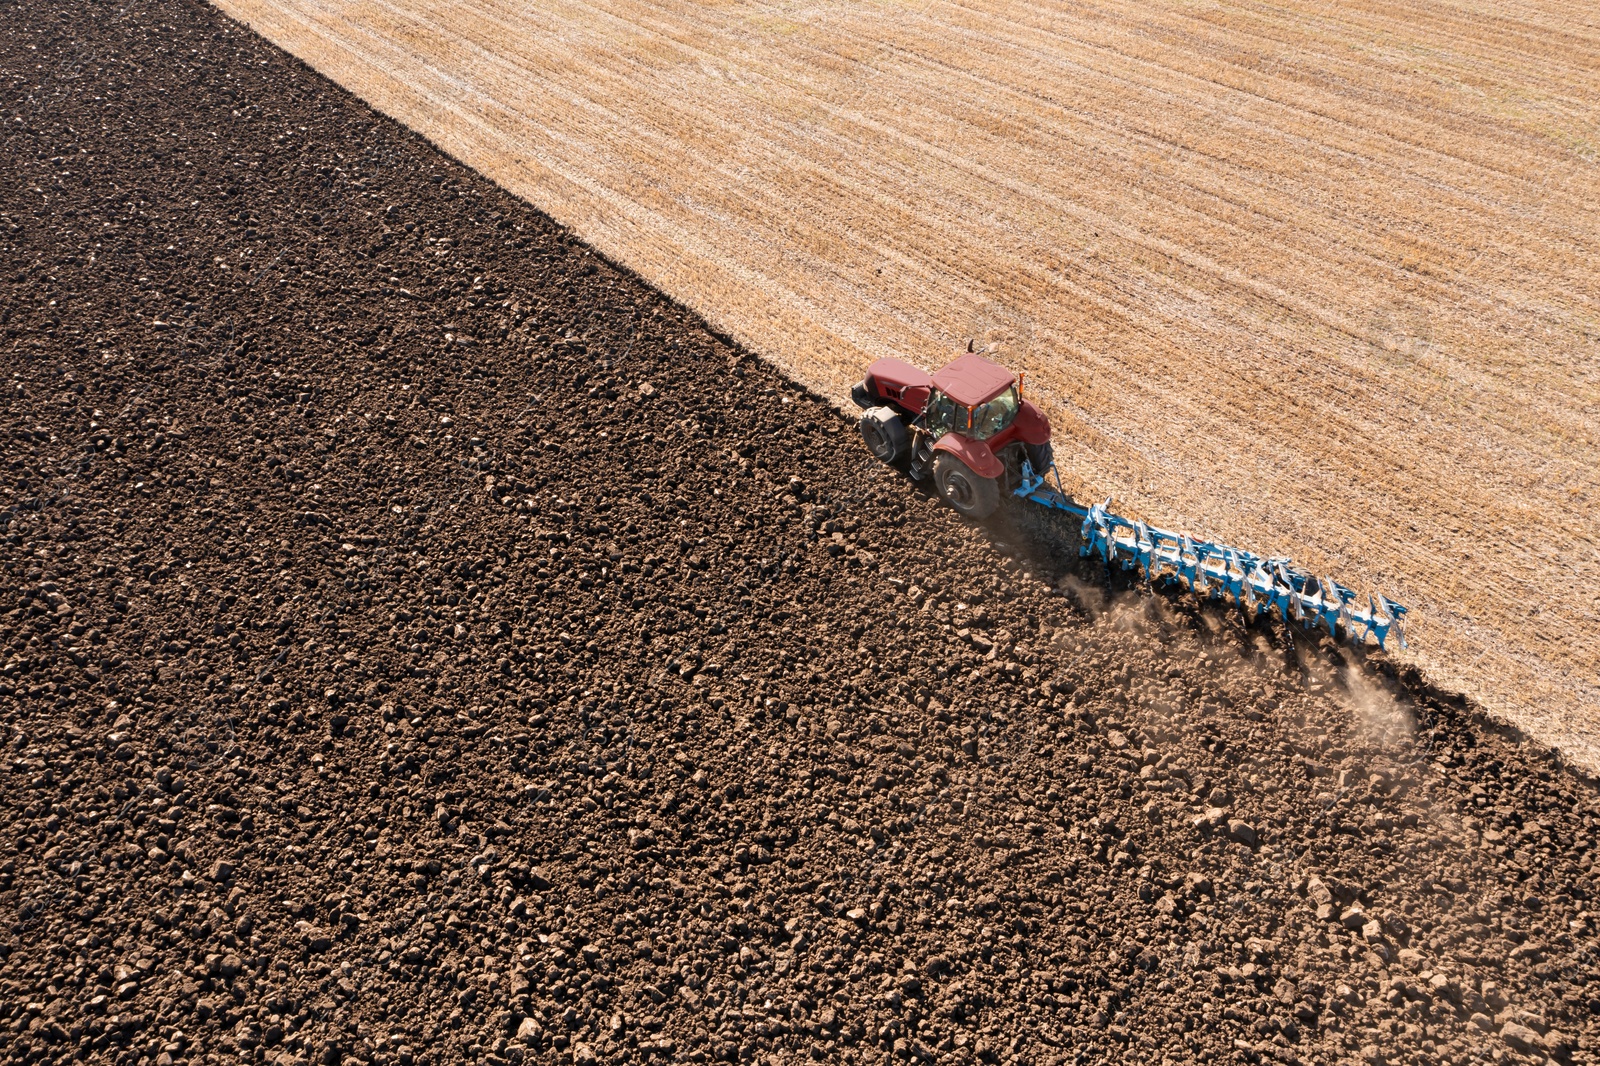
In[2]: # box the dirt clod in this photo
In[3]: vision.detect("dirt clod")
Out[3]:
[1501,1021,1544,1053]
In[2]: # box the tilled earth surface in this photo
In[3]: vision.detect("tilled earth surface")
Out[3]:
[2,4,1598,1066]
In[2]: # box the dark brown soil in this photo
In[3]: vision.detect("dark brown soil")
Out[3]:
[1,3,1597,1066]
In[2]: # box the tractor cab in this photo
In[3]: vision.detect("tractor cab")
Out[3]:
[924,354,1022,441]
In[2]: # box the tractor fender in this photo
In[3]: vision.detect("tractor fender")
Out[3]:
[931,433,1004,480]
[1014,400,1052,446]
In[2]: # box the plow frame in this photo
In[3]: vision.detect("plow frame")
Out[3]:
[1013,463,1407,650]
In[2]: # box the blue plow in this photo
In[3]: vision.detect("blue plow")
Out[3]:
[1014,464,1407,650]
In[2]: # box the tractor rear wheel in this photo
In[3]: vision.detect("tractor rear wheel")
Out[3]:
[859,407,909,465]
[934,453,1000,519]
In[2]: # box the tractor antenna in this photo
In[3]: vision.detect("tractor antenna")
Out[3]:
[967,338,974,352]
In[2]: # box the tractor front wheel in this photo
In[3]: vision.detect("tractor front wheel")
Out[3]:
[933,453,1000,519]
[859,407,909,465]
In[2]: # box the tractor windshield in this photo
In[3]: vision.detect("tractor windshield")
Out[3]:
[967,386,1020,440]
[924,389,962,438]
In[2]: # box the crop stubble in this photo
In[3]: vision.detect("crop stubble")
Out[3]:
[207,0,1600,764]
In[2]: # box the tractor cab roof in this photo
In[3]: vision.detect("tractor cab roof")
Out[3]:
[931,353,1016,407]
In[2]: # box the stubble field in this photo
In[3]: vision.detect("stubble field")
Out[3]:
[206,0,1600,765]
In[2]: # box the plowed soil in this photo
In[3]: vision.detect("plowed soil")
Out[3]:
[2,5,1598,1066]
[206,0,1600,766]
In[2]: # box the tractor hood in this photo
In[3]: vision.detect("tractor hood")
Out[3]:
[931,353,1015,406]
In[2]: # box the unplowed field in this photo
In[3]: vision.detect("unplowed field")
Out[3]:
[3,3,1600,1066]
[206,0,1600,765]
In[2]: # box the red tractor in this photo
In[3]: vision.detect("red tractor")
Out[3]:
[851,348,1053,519]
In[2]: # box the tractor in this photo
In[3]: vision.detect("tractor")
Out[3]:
[851,347,1052,519]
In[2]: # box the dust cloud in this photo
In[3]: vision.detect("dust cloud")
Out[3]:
[1338,652,1416,748]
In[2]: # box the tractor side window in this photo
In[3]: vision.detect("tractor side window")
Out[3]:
[925,390,958,438]
[969,386,1020,440]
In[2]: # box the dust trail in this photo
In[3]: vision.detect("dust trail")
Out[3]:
[1042,530,1417,756]
[1338,650,1415,748]
[1049,571,1108,627]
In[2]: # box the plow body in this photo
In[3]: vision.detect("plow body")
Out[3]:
[1015,464,1408,650]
